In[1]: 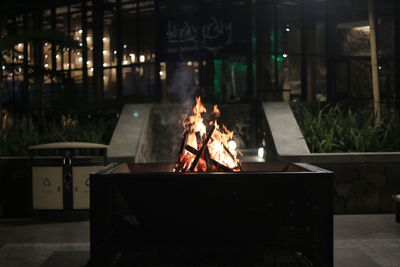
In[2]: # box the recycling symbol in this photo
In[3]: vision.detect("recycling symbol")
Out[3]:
[43,178,51,187]
[85,178,90,187]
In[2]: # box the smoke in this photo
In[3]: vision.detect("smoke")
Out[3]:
[152,61,209,162]
[168,62,200,107]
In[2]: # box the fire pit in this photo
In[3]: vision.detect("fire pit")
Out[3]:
[90,98,333,266]
[90,162,333,267]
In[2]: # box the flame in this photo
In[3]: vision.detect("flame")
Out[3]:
[175,97,241,172]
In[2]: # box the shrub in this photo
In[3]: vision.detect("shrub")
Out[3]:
[0,114,117,156]
[293,104,400,153]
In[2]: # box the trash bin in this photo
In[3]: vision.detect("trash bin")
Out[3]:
[29,142,107,210]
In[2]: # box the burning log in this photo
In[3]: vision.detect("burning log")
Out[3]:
[189,125,215,172]
[174,97,241,173]
[223,144,243,172]
[195,131,202,148]
[174,131,189,172]
[204,147,213,172]
[183,144,236,172]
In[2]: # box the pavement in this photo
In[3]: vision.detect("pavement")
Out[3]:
[0,214,399,266]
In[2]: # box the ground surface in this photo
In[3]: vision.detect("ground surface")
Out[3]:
[0,214,399,266]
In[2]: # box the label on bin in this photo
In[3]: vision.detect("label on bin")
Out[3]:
[43,178,51,187]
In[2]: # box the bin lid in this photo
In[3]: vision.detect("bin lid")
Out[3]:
[29,142,108,150]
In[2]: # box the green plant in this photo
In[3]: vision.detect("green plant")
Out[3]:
[0,114,117,156]
[294,104,400,153]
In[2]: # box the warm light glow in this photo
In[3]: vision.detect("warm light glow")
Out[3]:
[139,55,145,62]
[123,44,127,48]
[90,67,94,72]
[44,42,48,46]
[56,55,59,59]
[159,71,164,76]
[123,60,129,65]
[18,43,23,47]
[103,50,107,55]
[258,147,264,158]
[44,64,49,68]
[283,54,288,58]
[353,26,370,31]
[187,61,193,66]
[78,57,83,62]
[2,66,5,70]
[78,29,83,34]
[86,37,91,41]
[86,61,91,65]
[113,50,117,54]
[18,55,23,59]
[45,55,48,59]
[174,97,241,172]
[102,37,107,42]
[227,140,237,152]
[129,53,135,62]
[103,63,108,67]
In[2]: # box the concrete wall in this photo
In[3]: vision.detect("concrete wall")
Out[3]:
[107,104,153,163]
[317,162,400,214]
[0,157,32,218]
[263,102,400,214]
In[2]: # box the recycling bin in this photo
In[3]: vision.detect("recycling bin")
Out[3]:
[29,142,107,210]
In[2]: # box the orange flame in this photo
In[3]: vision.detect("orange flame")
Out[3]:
[175,97,241,172]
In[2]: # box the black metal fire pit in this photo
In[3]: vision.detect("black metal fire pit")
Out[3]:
[90,162,333,267]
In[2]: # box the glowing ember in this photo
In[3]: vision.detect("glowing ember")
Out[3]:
[174,97,241,172]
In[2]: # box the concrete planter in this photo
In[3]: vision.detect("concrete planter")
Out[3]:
[263,102,400,214]
[0,157,32,218]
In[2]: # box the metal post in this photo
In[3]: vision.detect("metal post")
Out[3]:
[273,1,278,94]
[93,0,104,103]
[368,0,381,123]
[23,14,29,114]
[300,0,308,101]
[255,0,270,101]
[51,7,57,107]
[67,5,72,80]
[154,0,162,102]
[246,0,254,101]
[115,0,123,101]
[326,0,336,104]
[394,0,400,117]
[33,11,44,118]
[82,0,88,105]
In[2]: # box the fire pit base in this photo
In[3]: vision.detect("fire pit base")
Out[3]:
[111,248,314,266]
[90,162,333,267]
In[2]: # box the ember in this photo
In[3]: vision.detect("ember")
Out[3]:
[174,97,241,172]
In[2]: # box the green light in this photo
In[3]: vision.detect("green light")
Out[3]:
[213,60,222,98]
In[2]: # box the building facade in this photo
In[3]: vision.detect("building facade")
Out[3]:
[1,0,399,112]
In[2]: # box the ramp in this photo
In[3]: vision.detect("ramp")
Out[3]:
[107,104,153,162]
[262,102,310,158]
